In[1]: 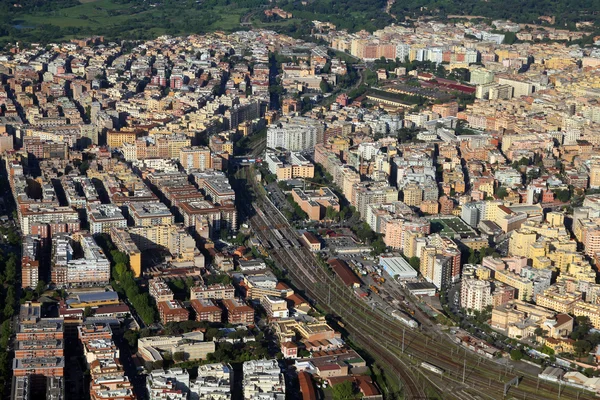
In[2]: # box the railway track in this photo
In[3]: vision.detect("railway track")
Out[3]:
[237,168,596,400]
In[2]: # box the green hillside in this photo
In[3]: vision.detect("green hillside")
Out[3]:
[0,0,598,47]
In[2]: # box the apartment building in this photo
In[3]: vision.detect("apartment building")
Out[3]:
[190,363,232,400]
[180,146,212,171]
[87,203,127,235]
[190,284,235,300]
[242,359,285,400]
[21,235,40,289]
[179,200,238,235]
[460,278,492,313]
[291,187,340,221]
[573,302,600,329]
[20,204,79,236]
[193,171,236,205]
[14,304,65,397]
[128,202,174,227]
[261,296,289,319]
[149,278,175,303]
[147,368,190,400]
[536,288,582,314]
[223,299,254,325]
[157,300,190,324]
[191,299,223,323]
[109,226,142,277]
[51,233,111,288]
[266,152,315,181]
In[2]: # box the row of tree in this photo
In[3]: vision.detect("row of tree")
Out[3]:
[97,235,158,325]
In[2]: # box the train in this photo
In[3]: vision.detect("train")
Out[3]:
[420,362,444,375]
[391,310,419,329]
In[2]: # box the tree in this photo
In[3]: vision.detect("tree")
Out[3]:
[468,249,479,264]
[83,306,94,318]
[173,352,185,362]
[574,340,592,357]
[571,316,593,340]
[124,330,139,350]
[34,280,46,298]
[534,327,547,337]
[320,79,332,93]
[325,206,338,221]
[332,381,356,400]
[113,262,127,281]
[408,256,420,271]
[496,186,508,199]
[554,189,571,203]
[510,349,523,361]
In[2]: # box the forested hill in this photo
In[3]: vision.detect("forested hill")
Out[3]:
[0,0,598,48]
[388,0,600,27]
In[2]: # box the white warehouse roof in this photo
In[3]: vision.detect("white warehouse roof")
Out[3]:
[379,256,418,279]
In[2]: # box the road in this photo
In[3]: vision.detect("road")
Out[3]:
[236,166,596,400]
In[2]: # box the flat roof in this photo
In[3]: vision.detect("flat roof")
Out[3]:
[405,282,437,291]
[73,291,118,304]
[379,256,417,279]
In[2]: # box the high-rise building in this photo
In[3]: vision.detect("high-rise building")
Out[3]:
[460,278,492,312]
[21,235,40,289]
[403,183,423,207]
[266,117,323,151]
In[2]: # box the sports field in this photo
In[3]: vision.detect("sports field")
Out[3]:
[428,216,477,238]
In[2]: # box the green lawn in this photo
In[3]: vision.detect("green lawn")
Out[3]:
[3,0,250,44]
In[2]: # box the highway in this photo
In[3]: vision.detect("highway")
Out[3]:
[236,166,596,400]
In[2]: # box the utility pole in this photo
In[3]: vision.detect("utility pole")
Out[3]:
[462,358,466,384]
[558,381,562,399]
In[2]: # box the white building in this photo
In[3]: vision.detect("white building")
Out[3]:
[379,256,418,279]
[460,278,492,313]
[87,203,127,235]
[147,368,190,400]
[52,233,111,288]
[266,117,323,151]
[242,359,285,400]
[190,363,232,400]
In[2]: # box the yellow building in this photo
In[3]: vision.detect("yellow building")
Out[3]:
[107,130,139,148]
[536,288,581,314]
[545,58,576,70]
[110,226,142,277]
[403,183,423,207]
[573,302,600,329]
[508,229,537,258]
[546,211,565,227]
[420,246,437,281]
[403,230,423,258]
[419,200,438,215]
[590,160,600,189]
[494,269,534,301]
[168,137,192,159]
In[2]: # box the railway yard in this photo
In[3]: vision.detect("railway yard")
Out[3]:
[236,166,597,400]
